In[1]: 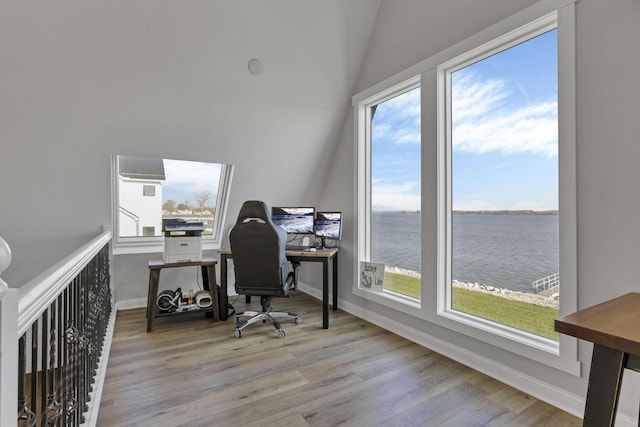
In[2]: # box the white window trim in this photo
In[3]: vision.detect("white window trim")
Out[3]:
[354,75,425,317]
[353,0,579,375]
[111,156,234,255]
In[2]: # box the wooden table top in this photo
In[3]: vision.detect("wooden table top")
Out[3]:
[555,292,640,355]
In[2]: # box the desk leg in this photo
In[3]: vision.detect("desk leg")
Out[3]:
[202,265,219,321]
[323,258,329,329]
[332,253,338,311]
[582,344,626,427]
[147,269,161,333]
[220,254,229,321]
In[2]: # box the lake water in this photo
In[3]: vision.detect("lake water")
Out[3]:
[371,212,559,293]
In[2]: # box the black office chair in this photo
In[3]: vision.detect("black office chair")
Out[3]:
[229,200,302,338]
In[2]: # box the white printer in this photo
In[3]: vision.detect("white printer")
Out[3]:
[162,219,205,263]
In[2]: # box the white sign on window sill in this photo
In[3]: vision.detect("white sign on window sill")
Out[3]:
[360,261,384,293]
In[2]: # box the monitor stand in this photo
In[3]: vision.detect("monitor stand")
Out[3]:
[320,236,327,250]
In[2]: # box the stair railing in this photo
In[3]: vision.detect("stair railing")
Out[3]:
[0,231,113,426]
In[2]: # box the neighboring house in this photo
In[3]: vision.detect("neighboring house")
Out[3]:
[118,156,165,237]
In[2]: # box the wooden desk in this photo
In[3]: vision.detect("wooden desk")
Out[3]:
[555,293,640,426]
[146,257,219,332]
[218,248,338,329]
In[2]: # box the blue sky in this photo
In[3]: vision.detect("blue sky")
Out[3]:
[162,159,222,206]
[372,29,558,211]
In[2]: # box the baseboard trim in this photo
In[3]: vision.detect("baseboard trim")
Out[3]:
[81,305,116,427]
[296,282,586,419]
[115,297,147,311]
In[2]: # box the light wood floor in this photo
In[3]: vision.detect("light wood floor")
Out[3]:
[97,291,580,426]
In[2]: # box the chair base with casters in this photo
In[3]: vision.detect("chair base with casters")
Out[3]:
[234,295,302,338]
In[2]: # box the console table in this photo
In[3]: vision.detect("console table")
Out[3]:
[146,256,219,332]
[219,247,338,329]
[555,292,640,426]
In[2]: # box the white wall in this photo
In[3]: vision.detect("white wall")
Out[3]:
[4,0,640,420]
[0,1,380,292]
[118,178,163,236]
[317,0,640,422]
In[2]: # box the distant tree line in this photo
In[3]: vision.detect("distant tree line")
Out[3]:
[162,191,215,215]
[452,210,559,215]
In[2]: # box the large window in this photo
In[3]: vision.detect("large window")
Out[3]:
[369,83,421,300]
[447,29,560,340]
[112,155,234,253]
[355,2,577,370]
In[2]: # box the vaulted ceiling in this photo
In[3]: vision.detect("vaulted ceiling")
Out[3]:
[0,0,381,284]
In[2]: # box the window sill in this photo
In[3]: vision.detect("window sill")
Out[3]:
[434,308,581,376]
[352,285,423,319]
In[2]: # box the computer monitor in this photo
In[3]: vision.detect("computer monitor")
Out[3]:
[271,207,315,234]
[315,212,342,247]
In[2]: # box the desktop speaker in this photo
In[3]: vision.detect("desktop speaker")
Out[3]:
[195,290,212,308]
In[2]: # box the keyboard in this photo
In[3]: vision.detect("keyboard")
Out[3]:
[286,245,308,251]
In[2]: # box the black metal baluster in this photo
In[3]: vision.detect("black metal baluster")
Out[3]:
[45,300,62,425]
[79,266,87,424]
[61,285,70,427]
[17,334,36,426]
[87,259,97,396]
[40,309,49,425]
[66,277,79,426]
[30,322,39,425]
[56,292,64,427]
[73,274,81,427]
[99,254,106,358]
[95,248,106,361]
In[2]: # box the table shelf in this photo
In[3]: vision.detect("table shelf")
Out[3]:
[146,256,219,332]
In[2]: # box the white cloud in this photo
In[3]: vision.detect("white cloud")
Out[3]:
[452,75,508,122]
[384,87,421,118]
[394,129,421,144]
[373,87,421,145]
[372,181,421,211]
[452,70,557,157]
[372,121,391,140]
[163,159,222,201]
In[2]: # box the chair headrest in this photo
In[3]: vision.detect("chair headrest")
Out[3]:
[236,200,270,224]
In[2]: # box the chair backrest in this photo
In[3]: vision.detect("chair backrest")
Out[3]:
[229,200,291,296]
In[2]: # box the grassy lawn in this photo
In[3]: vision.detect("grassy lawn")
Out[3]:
[384,271,559,341]
[384,271,421,298]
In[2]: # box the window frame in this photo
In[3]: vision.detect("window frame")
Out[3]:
[142,185,156,197]
[353,0,579,374]
[354,76,424,313]
[439,14,560,348]
[111,155,234,254]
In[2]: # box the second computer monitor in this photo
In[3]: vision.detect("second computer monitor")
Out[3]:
[271,207,315,234]
[315,212,342,241]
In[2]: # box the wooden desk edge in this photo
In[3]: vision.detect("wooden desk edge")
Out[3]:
[555,292,640,355]
[218,248,338,257]
[148,256,217,269]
